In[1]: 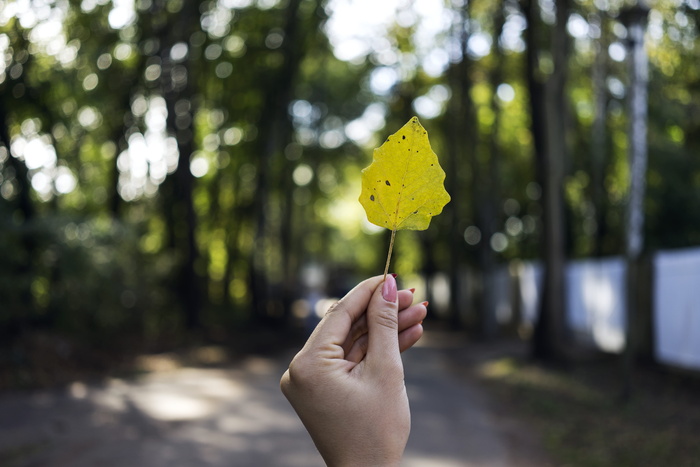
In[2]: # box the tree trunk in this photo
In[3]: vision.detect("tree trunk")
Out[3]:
[250,0,304,324]
[452,0,496,336]
[0,101,36,333]
[590,12,609,256]
[524,0,569,360]
[522,0,548,354]
[481,1,507,338]
[445,58,464,328]
[621,1,650,399]
[160,0,203,330]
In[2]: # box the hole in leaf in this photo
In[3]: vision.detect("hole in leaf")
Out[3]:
[385,180,391,186]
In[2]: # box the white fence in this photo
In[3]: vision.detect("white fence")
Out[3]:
[509,247,700,371]
[516,258,627,354]
[566,257,627,353]
[653,247,700,371]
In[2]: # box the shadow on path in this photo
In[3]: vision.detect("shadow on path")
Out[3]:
[0,331,551,467]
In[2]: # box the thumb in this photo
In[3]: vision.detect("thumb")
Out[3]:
[365,274,401,373]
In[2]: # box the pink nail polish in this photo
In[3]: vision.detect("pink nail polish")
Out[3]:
[382,274,397,302]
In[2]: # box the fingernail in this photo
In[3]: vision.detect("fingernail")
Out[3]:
[422,301,429,307]
[390,273,398,278]
[382,274,397,302]
[409,288,416,294]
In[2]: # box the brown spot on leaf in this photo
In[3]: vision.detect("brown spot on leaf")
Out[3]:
[385,180,391,186]
[370,194,375,201]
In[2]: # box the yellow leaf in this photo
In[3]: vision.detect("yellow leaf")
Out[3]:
[359,116,450,232]
[359,117,451,278]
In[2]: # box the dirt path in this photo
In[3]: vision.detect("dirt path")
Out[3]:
[403,332,552,467]
[0,332,551,467]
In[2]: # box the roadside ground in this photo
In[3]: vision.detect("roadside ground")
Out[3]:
[0,330,551,467]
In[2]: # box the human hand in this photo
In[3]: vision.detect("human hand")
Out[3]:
[280,275,426,467]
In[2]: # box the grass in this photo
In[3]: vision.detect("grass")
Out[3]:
[476,354,700,467]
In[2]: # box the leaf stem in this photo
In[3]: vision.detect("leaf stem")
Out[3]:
[383,229,397,281]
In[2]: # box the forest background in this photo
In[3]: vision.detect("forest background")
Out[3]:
[1,0,699,386]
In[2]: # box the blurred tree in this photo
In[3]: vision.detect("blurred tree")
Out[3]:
[1,0,700,363]
[157,0,203,330]
[522,0,569,360]
[621,0,650,398]
[589,10,610,256]
[444,2,474,329]
[249,0,304,324]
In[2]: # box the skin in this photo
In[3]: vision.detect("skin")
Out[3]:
[280,275,426,467]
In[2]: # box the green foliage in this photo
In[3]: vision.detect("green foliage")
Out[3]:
[0,212,174,344]
[0,0,699,351]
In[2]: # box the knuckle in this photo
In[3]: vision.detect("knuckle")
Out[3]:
[279,370,292,396]
[373,306,399,331]
[283,354,311,390]
[325,298,343,316]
